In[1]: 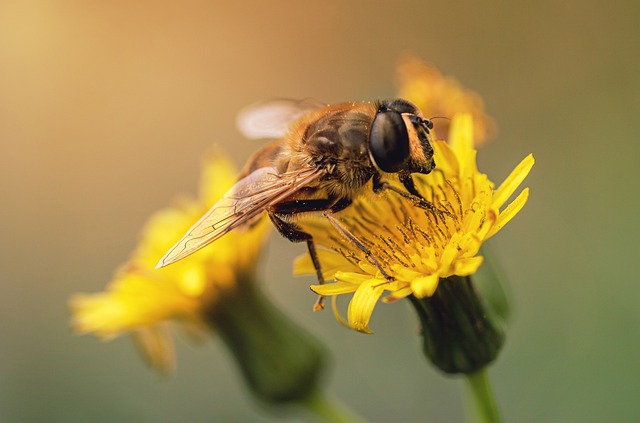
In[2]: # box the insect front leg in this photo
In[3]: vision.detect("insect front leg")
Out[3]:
[398,172,423,198]
[373,173,447,217]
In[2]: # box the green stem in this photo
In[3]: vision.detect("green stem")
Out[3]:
[464,368,502,423]
[300,390,369,423]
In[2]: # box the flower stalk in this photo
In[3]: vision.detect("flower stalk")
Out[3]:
[205,275,326,405]
[464,368,502,423]
[300,390,370,423]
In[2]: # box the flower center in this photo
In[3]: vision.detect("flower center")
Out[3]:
[330,175,468,274]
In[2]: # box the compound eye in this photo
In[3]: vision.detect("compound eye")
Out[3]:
[369,110,410,173]
[380,98,420,115]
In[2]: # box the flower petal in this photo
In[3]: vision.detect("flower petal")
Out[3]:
[448,114,478,179]
[411,274,440,298]
[132,325,176,375]
[311,281,359,296]
[292,254,316,275]
[492,154,535,210]
[347,279,386,333]
[330,295,350,329]
[335,271,373,284]
[199,152,238,205]
[439,234,462,272]
[486,187,530,239]
[395,56,496,145]
[391,265,428,283]
[382,286,414,302]
[452,256,484,276]
[178,266,207,297]
[449,113,474,152]
[431,140,459,176]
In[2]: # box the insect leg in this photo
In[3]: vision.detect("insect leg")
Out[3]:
[373,173,450,217]
[277,198,393,281]
[269,198,342,311]
[322,212,394,281]
[398,172,422,198]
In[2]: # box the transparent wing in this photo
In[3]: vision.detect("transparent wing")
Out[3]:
[236,98,326,139]
[156,165,324,268]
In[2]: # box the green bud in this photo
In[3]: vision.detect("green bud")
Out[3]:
[205,278,326,404]
[409,275,505,374]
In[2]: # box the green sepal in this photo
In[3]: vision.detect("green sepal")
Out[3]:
[409,275,505,374]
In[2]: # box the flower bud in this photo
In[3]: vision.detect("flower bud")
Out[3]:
[409,275,505,374]
[206,278,326,404]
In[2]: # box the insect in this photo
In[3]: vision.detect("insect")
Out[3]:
[156,98,438,309]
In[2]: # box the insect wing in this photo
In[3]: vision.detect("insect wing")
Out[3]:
[156,165,323,268]
[236,98,326,139]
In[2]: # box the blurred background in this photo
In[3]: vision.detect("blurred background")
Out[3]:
[1,1,639,422]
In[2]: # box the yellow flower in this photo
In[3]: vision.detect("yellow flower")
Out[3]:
[294,114,534,333]
[69,153,270,373]
[396,55,497,146]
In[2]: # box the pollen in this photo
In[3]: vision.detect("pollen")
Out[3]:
[337,180,465,275]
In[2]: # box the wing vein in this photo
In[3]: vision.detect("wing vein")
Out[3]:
[156,165,325,268]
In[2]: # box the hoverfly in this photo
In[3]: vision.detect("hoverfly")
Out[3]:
[156,98,438,309]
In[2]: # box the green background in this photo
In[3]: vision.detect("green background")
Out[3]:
[1,1,638,422]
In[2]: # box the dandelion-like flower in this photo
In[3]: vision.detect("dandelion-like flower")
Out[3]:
[396,55,497,145]
[71,154,330,404]
[69,153,269,372]
[69,152,360,418]
[294,114,534,335]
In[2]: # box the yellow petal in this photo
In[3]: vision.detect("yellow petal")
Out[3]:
[456,234,482,259]
[462,195,486,234]
[347,279,386,333]
[492,154,535,210]
[382,286,414,302]
[330,296,351,330]
[391,265,428,283]
[358,262,380,276]
[431,140,459,176]
[439,234,462,271]
[448,114,478,178]
[395,56,496,145]
[178,266,207,297]
[486,188,530,239]
[452,256,484,276]
[70,269,199,340]
[474,209,497,241]
[335,271,373,284]
[199,152,238,205]
[411,274,440,298]
[69,293,124,339]
[449,113,474,152]
[292,253,315,275]
[311,281,359,296]
[293,250,327,274]
[132,326,176,375]
[293,250,358,282]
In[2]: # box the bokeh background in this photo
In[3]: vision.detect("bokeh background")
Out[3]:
[2,1,639,422]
